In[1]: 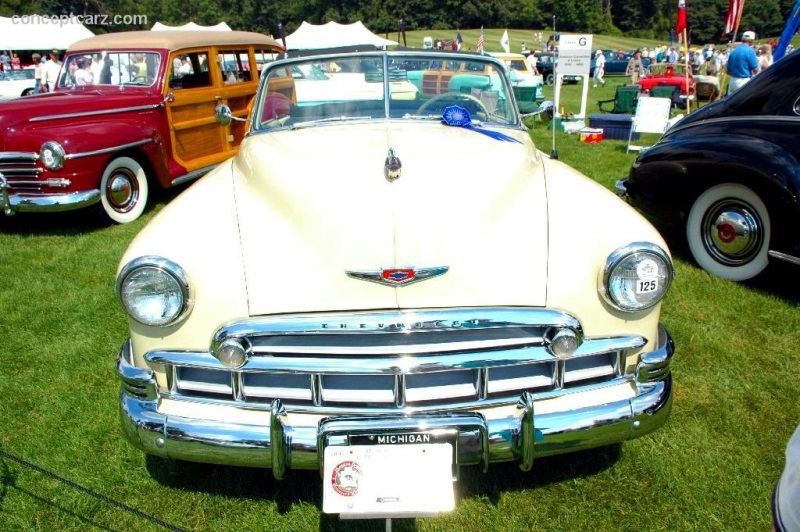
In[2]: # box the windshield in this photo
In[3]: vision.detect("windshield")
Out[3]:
[58,51,162,89]
[253,52,518,132]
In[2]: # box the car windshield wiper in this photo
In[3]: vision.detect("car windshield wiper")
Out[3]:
[290,116,373,130]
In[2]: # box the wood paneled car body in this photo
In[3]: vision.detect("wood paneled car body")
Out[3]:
[619,51,800,281]
[115,49,676,515]
[0,31,282,223]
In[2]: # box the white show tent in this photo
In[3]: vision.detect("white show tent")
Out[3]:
[0,15,94,50]
[284,21,397,50]
[151,21,232,31]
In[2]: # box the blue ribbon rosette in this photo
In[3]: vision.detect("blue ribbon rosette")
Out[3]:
[441,105,522,144]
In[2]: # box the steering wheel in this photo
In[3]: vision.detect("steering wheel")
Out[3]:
[417,91,490,117]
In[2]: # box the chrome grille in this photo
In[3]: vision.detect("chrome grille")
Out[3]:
[0,152,42,185]
[148,308,646,414]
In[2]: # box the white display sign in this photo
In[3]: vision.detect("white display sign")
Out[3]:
[558,34,593,76]
[322,443,455,518]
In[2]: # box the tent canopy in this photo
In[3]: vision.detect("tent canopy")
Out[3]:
[152,21,232,32]
[0,15,94,50]
[285,21,397,50]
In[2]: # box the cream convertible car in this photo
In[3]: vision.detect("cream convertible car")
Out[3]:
[116,50,675,515]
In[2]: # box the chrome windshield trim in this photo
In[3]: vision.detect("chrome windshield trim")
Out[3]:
[64,139,152,160]
[29,103,162,123]
[146,335,644,375]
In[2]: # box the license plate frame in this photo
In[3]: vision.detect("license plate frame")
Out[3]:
[322,430,457,518]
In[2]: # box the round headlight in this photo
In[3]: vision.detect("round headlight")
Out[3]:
[40,141,65,171]
[601,243,674,312]
[116,257,192,327]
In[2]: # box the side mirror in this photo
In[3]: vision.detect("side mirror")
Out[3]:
[215,104,247,126]
[215,104,233,126]
[537,100,554,123]
[163,92,175,104]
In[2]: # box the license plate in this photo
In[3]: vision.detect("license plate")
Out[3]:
[322,442,455,517]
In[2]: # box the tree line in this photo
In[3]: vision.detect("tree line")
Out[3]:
[0,0,794,44]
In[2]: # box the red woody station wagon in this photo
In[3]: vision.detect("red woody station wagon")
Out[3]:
[0,30,282,223]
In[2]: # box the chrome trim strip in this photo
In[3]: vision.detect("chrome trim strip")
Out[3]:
[1,189,100,215]
[0,169,45,177]
[0,152,38,161]
[769,250,800,267]
[148,336,644,375]
[212,308,583,346]
[171,164,218,186]
[64,139,152,160]
[29,103,162,123]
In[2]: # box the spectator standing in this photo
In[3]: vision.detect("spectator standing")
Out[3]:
[526,51,539,75]
[42,49,62,92]
[626,49,646,85]
[758,44,773,72]
[667,47,678,64]
[32,53,43,93]
[11,53,20,70]
[593,49,605,87]
[726,31,759,95]
[0,51,9,70]
[656,47,666,63]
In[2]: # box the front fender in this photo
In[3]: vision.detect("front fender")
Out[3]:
[12,118,172,191]
[630,134,800,215]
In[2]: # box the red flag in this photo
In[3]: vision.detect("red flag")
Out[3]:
[724,0,743,35]
[675,0,687,35]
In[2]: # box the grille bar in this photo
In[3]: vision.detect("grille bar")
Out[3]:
[146,309,645,413]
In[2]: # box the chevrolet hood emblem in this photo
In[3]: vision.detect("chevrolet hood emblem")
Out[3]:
[346,266,449,287]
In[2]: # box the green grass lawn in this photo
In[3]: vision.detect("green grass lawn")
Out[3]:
[1,50,799,531]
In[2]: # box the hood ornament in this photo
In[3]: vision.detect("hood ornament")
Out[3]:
[384,148,402,182]
[346,266,449,287]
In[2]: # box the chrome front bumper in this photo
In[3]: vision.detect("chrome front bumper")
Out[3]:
[0,174,100,215]
[118,326,674,478]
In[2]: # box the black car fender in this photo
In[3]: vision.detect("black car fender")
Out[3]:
[629,133,800,224]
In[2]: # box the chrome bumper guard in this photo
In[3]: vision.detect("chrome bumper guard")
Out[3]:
[118,325,674,479]
[0,173,100,216]
[614,179,628,197]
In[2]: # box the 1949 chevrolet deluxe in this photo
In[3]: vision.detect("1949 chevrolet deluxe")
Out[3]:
[115,48,676,516]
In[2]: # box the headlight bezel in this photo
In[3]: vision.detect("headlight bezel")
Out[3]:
[600,242,674,312]
[39,141,66,171]
[115,256,193,327]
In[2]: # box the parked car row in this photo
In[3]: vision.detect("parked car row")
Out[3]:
[590,50,651,78]
[0,67,36,100]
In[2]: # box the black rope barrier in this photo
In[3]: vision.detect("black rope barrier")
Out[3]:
[0,448,185,531]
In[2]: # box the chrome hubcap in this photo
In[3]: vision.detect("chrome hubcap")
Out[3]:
[107,169,138,212]
[702,199,762,266]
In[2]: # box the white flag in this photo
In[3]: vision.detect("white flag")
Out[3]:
[500,29,510,53]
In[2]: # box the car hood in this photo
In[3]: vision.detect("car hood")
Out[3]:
[232,122,548,316]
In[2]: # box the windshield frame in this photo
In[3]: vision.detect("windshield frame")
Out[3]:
[57,49,164,90]
[250,50,522,136]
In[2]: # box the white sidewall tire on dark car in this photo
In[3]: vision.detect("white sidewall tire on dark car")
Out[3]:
[686,183,770,281]
[99,156,149,224]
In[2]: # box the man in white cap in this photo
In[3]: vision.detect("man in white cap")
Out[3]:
[726,30,759,95]
[593,49,605,87]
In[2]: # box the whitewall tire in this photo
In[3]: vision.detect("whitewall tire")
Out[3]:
[99,156,149,224]
[686,183,770,281]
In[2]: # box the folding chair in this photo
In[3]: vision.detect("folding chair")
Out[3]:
[597,85,640,114]
[694,81,718,105]
[627,97,672,153]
